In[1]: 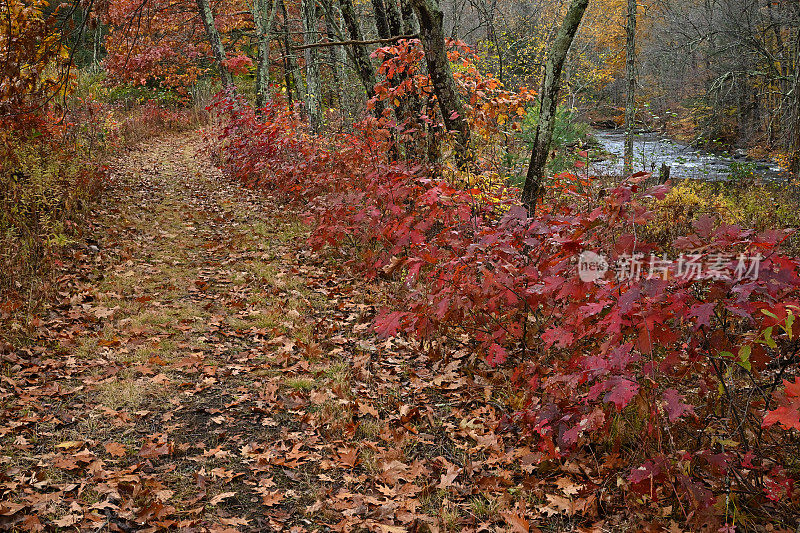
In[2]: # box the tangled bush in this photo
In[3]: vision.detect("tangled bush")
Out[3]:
[208,88,800,529]
[0,113,105,301]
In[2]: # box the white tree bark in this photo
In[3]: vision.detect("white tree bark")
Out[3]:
[301,0,323,131]
[254,0,278,107]
[521,0,589,214]
[623,0,636,176]
[196,0,233,88]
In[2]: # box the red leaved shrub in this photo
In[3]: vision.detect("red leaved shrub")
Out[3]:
[207,89,800,528]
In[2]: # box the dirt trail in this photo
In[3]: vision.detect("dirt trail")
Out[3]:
[0,132,549,532]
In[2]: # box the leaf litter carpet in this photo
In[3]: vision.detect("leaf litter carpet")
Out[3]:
[0,133,617,532]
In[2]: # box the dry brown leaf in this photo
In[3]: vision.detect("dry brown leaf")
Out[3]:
[337,447,359,468]
[437,464,461,489]
[357,401,379,417]
[554,477,582,496]
[209,491,236,506]
[55,440,84,450]
[260,490,283,507]
[0,502,26,516]
[501,510,530,533]
[52,514,81,527]
[104,442,127,457]
[219,517,250,526]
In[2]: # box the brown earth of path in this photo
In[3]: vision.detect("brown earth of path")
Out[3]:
[0,132,631,533]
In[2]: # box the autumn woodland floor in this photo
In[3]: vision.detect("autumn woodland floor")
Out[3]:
[1,133,617,532]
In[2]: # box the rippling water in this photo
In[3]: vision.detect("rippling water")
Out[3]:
[590,129,786,181]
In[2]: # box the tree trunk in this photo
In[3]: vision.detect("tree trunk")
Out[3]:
[791,22,800,178]
[400,0,419,35]
[254,0,278,107]
[488,13,503,85]
[323,5,345,108]
[383,0,412,136]
[196,0,233,88]
[277,0,298,103]
[410,0,471,166]
[623,0,636,176]
[301,0,323,131]
[397,0,426,159]
[521,0,588,215]
[385,0,403,38]
[339,0,385,117]
[371,0,391,39]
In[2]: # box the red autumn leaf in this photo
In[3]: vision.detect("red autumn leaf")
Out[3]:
[763,405,800,431]
[690,302,715,328]
[662,388,695,423]
[541,327,574,349]
[486,343,507,366]
[763,378,800,431]
[692,214,716,238]
[785,377,800,397]
[374,310,406,337]
[604,378,639,411]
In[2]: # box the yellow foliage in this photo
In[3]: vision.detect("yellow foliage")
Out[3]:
[648,180,800,253]
[446,169,512,212]
[0,0,69,109]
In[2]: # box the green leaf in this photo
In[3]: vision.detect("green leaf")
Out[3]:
[785,312,794,340]
[763,326,777,349]
[737,345,751,372]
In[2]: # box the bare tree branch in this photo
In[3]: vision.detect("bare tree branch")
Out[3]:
[292,33,417,50]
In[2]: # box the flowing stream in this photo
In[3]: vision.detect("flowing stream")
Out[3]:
[590,129,787,181]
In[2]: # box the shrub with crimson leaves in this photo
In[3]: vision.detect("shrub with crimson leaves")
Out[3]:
[207,87,800,528]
